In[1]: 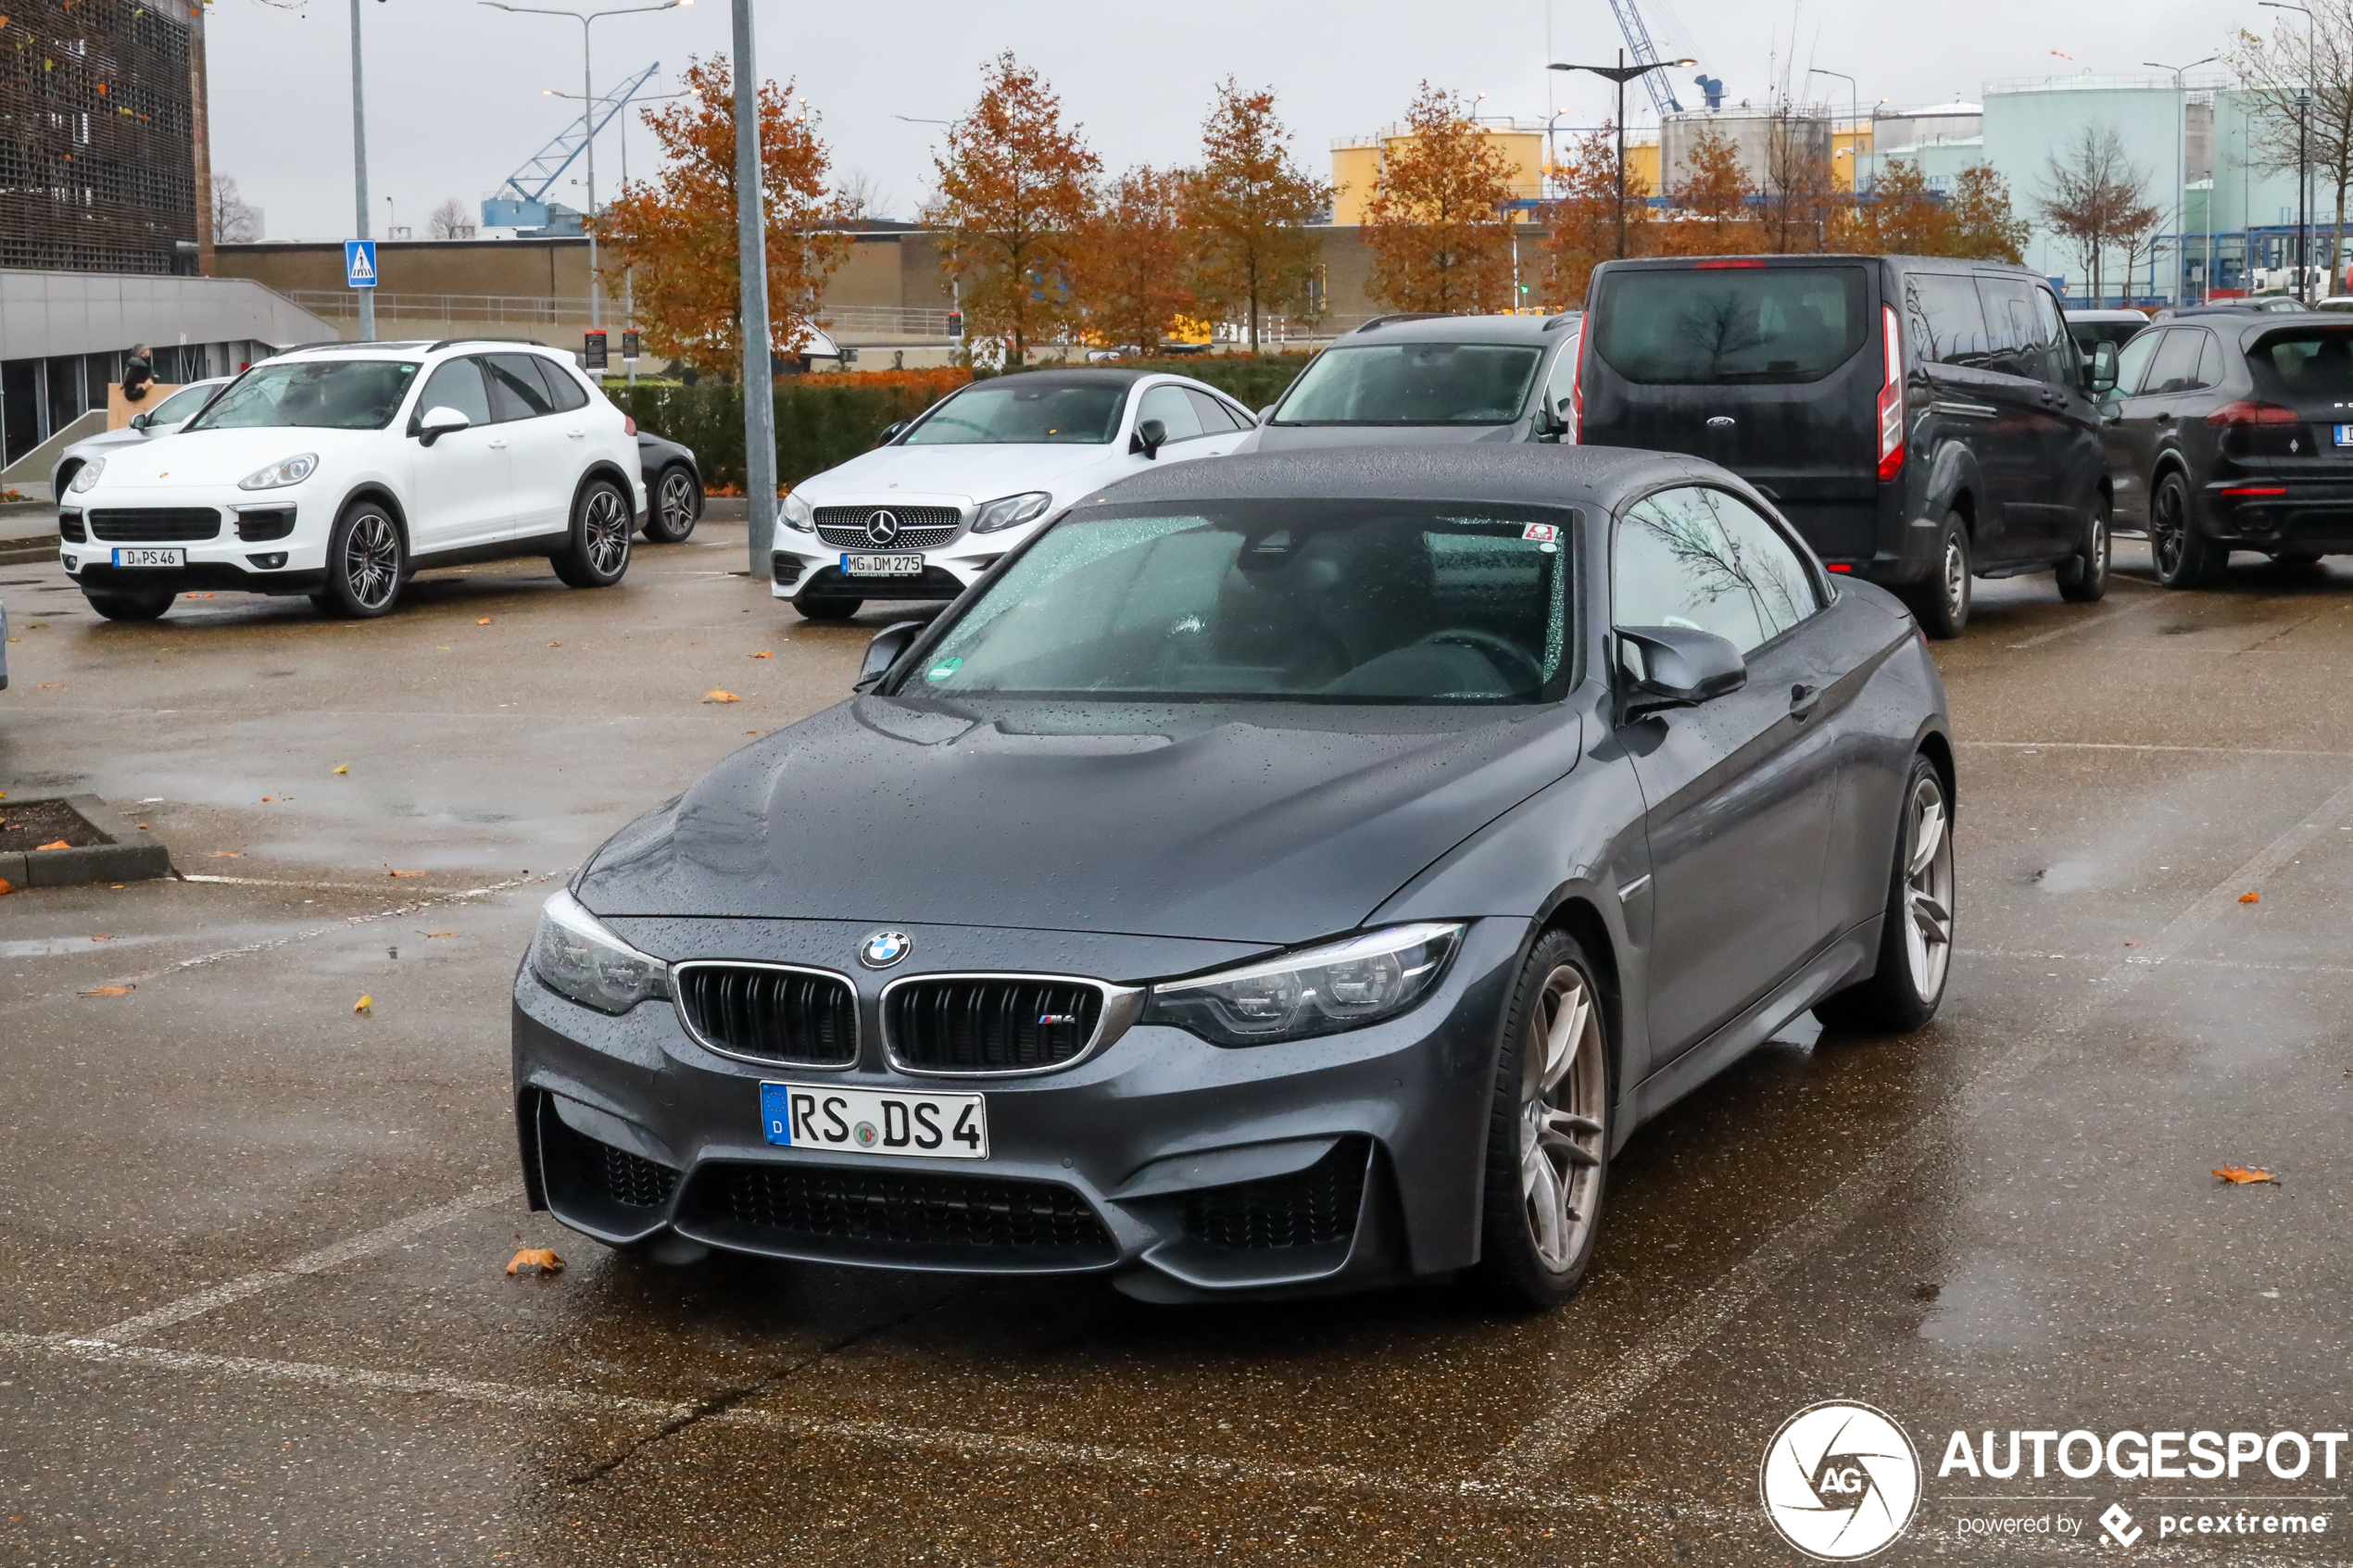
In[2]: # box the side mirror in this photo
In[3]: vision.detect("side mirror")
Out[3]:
[1617,625,1747,718]
[876,420,909,446]
[129,412,151,432]
[416,406,472,447]
[855,620,925,692]
[1131,418,1167,458]
[2085,340,2120,395]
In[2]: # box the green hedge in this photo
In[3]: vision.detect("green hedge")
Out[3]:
[610,356,1315,491]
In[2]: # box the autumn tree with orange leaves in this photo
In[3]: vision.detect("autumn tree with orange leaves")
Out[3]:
[1667,121,1759,254]
[1362,83,1518,313]
[593,56,851,375]
[1070,166,1195,356]
[1189,80,1331,351]
[1541,121,1654,307]
[925,54,1101,365]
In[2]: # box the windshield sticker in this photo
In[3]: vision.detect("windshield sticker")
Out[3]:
[1522,523,1560,543]
[926,658,963,683]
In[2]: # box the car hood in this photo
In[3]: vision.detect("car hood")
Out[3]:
[82,427,381,490]
[1244,422,1527,451]
[801,441,1126,503]
[576,698,1583,944]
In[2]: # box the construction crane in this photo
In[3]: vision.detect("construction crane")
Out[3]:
[1605,0,1684,117]
[490,60,661,210]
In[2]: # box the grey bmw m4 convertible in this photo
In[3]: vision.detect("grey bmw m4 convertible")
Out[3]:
[513,445,1954,1308]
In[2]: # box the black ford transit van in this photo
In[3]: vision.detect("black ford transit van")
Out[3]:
[1576,255,2111,636]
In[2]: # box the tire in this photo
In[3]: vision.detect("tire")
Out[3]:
[552,478,633,588]
[641,465,701,544]
[1904,510,1972,639]
[795,597,861,621]
[2056,493,2111,603]
[314,499,406,619]
[2149,469,2224,589]
[1816,754,1956,1035]
[82,588,173,622]
[1474,929,1613,1311]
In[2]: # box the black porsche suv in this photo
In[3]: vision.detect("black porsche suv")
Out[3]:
[1576,254,2111,637]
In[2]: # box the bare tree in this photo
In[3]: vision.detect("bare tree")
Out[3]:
[2228,6,2353,295]
[835,169,895,223]
[427,198,473,240]
[1758,106,1837,253]
[210,174,258,244]
[2037,124,2156,304]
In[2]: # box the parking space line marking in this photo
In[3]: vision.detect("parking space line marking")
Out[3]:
[1479,771,2353,1485]
[1958,947,2353,977]
[2005,595,2168,648]
[82,1183,520,1344]
[1960,739,2353,758]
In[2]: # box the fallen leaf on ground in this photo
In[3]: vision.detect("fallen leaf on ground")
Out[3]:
[79,985,133,997]
[210,850,243,859]
[35,683,59,688]
[0,879,12,897]
[385,868,427,878]
[134,823,148,831]
[34,839,69,851]
[704,689,740,703]
[2214,1166,2279,1185]
[420,930,460,938]
[333,764,348,775]
[2239,891,2261,903]
[547,640,562,647]
[750,650,773,659]
[89,935,112,943]
[476,618,492,625]
[354,994,372,1014]
[506,1248,564,1276]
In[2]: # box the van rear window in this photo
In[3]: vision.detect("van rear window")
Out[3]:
[2251,329,2353,398]
[1593,266,1868,384]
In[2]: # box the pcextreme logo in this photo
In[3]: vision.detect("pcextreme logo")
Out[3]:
[1760,1401,1924,1561]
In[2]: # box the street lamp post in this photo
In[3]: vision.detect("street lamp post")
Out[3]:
[480,0,690,332]
[729,0,776,571]
[2145,56,2217,307]
[347,0,373,341]
[1807,68,1861,200]
[1549,51,1697,258]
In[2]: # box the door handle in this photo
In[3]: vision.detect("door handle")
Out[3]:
[566,428,586,438]
[1790,683,1822,721]
[487,438,509,449]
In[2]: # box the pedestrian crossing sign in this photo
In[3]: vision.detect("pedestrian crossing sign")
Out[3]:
[344,239,378,289]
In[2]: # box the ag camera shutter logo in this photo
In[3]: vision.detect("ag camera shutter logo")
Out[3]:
[1760,1401,1922,1560]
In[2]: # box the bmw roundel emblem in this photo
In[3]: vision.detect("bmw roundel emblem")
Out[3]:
[864,508,901,546]
[859,929,912,969]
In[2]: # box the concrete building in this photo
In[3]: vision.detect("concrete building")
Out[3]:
[1330,124,1548,225]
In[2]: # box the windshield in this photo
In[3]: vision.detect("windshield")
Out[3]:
[187,359,421,432]
[147,383,220,425]
[1594,266,1868,384]
[899,501,1575,705]
[1274,344,1545,424]
[902,380,1128,445]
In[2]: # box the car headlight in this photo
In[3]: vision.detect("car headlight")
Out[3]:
[238,453,319,491]
[780,490,815,533]
[1141,922,1464,1047]
[971,490,1053,533]
[527,888,670,1015]
[69,458,105,493]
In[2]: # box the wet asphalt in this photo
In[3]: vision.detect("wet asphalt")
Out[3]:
[1,526,2348,1565]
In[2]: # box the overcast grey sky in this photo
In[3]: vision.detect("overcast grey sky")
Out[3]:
[208,0,2267,243]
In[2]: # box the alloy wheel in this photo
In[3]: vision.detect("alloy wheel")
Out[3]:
[2152,481,2184,578]
[585,488,630,575]
[345,511,399,610]
[659,471,697,533]
[1943,536,1968,618]
[1519,964,1606,1271]
[1901,774,1956,1001]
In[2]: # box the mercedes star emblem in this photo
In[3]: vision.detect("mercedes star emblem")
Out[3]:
[864,508,901,546]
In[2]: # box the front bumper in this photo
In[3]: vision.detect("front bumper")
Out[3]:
[60,490,329,596]
[510,916,1524,1301]
[768,500,1021,606]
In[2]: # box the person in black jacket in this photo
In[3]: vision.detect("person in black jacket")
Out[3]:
[121,345,156,404]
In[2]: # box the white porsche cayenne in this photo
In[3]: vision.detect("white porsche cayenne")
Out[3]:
[771,368,1259,620]
[59,340,645,621]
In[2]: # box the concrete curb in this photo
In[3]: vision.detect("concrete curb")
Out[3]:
[0,795,170,889]
[0,539,57,566]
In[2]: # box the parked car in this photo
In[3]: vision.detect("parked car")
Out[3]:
[770,368,1256,621]
[2095,309,2353,585]
[512,445,1954,1307]
[636,428,703,543]
[58,340,644,621]
[50,377,232,499]
[1577,254,2108,637]
[1241,312,1580,451]
[2064,307,2152,361]
[2152,298,2308,321]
